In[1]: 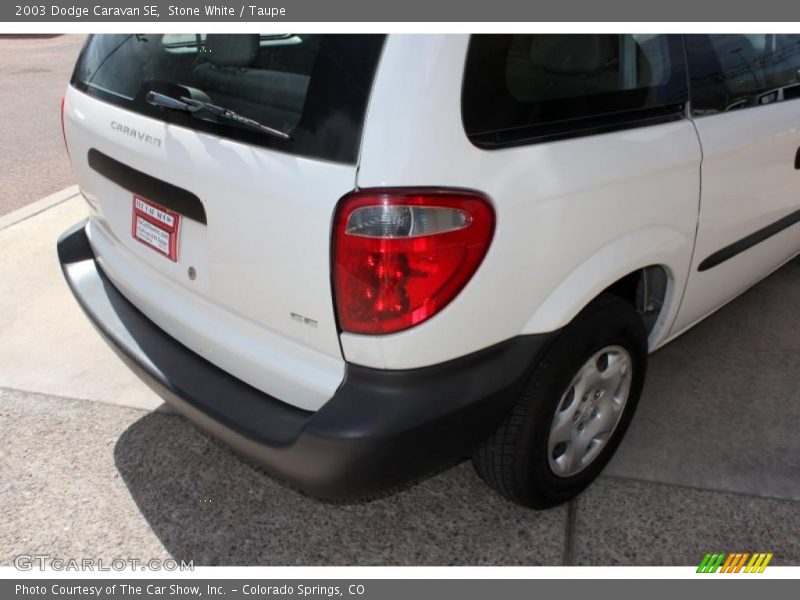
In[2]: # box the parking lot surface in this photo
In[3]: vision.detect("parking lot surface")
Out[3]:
[0,35,85,216]
[1,192,799,566]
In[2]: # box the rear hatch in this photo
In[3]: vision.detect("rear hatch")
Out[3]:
[64,34,385,410]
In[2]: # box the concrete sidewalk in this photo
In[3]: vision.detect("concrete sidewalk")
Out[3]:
[0,188,161,411]
[1,189,799,565]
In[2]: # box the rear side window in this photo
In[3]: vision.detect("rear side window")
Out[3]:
[685,34,800,115]
[462,34,689,148]
[71,34,385,163]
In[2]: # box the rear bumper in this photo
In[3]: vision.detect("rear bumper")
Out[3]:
[58,220,555,499]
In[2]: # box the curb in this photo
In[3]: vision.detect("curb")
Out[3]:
[0,185,80,233]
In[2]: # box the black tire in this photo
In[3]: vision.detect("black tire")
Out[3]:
[473,293,648,509]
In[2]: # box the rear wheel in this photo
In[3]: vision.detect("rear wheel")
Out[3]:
[473,293,648,508]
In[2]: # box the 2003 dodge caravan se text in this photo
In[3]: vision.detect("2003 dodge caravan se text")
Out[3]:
[58,34,800,508]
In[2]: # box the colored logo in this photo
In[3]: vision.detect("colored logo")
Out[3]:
[697,552,773,573]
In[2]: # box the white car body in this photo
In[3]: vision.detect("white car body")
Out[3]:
[59,33,800,500]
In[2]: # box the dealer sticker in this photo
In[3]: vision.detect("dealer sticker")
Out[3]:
[131,195,180,261]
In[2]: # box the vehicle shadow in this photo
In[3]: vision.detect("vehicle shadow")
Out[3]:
[113,413,567,565]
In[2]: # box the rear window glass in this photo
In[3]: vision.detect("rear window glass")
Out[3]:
[686,34,800,115]
[71,34,385,163]
[462,34,688,147]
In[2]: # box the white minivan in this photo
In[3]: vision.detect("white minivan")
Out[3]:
[59,34,800,508]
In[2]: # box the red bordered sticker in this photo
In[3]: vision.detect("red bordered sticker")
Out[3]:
[131,195,180,262]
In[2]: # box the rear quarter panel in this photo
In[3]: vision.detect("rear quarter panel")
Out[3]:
[349,34,702,369]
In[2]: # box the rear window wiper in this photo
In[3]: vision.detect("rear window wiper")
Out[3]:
[146,91,291,141]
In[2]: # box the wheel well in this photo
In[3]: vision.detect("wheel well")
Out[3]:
[603,266,668,335]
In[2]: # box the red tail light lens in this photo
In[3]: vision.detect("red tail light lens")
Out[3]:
[333,189,495,335]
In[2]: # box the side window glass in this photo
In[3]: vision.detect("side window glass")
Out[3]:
[462,34,688,147]
[686,34,800,115]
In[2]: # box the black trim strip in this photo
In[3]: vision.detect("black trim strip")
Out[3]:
[87,149,207,225]
[698,207,800,272]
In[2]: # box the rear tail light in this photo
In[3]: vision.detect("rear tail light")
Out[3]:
[333,189,495,335]
[60,95,69,155]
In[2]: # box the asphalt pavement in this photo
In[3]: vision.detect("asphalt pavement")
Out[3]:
[0,35,86,216]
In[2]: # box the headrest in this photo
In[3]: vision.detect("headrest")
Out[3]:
[529,35,614,75]
[205,34,259,68]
